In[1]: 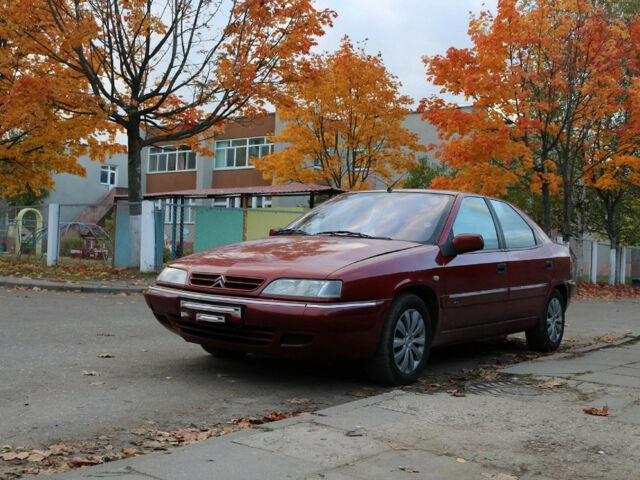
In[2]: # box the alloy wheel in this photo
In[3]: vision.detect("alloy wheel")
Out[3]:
[392,309,426,374]
[546,297,563,344]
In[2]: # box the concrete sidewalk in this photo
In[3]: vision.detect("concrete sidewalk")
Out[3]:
[35,337,640,480]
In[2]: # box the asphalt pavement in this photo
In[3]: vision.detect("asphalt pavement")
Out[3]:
[2,277,638,479]
[33,335,640,480]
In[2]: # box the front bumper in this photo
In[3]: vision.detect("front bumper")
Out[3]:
[144,285,389,358]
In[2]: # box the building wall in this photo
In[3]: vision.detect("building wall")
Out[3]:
[211,169,270,189]
[146,171,197,193]
[216,114,275,140]
[48,153,129,222]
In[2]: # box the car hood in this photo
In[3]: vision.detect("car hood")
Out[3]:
[172,236,419,279]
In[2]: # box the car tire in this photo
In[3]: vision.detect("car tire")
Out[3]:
[526,289,565,352]
[201,344,245,358]
[364,293,431,386]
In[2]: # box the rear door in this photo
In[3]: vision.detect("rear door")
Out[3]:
[488,200,549,321]
[441,197,509,330]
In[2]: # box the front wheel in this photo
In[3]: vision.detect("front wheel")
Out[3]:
[364,294,431,386]
[526,290,565,351]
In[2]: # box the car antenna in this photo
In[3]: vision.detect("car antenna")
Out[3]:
[386,174,405,193]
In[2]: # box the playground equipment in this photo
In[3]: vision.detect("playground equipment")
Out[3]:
[18,222,113,262]
[14,208,43,255]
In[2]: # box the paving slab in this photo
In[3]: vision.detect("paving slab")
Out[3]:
[606,366,640,377]
[37,436,323,480]
[319,449,516,480]
[581,348,640,366]
[611,404,640,426]
[312,404,416,432]
[499,359,611,377]
[233,423,390,469]
[573,372,640,389]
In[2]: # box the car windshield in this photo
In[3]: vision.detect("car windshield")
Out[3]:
[285,191,454,243]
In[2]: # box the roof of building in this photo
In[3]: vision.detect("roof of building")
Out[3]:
[141,183,344,199]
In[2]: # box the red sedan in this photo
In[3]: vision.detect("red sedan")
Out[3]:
[144,190,575,385]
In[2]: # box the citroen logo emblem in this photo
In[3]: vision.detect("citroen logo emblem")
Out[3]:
[212,275,226,288]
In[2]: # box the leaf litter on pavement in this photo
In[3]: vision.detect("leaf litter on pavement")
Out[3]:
[0,410,311,479]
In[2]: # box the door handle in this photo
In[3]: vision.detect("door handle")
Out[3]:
[545,260,553,270]
[496,263,507,274]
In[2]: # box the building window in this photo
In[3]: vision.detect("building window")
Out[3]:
[214,137,274,169]
[156,199,197,224]
[251,196,272,208]
[100,165,117,186]
[211,197,241,208]
[148,146,197,173]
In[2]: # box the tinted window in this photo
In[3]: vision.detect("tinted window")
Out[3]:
[287,192,454,243]
[452,197,499,250]
[490,200,536,249]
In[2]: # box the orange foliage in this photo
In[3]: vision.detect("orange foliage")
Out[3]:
[3,0,334,207]
[420,0,639,199]
[0,4,122,198]
[254,36,425,189]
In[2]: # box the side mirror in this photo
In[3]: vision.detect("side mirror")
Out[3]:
[269,228,282,236]
[452,233,484,254]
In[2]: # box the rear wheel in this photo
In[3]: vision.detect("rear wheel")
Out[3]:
[364,294,431,386]
[526,290,565,351]
[201,344,246,358]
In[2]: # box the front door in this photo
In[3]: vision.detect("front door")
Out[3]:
[441,197,509,330]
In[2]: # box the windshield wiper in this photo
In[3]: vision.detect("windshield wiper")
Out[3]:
[315,230,391,240]
[272,228,309,236]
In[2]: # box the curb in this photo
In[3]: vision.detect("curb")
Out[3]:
[0,278,148,294]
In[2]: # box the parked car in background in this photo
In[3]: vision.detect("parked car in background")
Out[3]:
[144,190,576,385]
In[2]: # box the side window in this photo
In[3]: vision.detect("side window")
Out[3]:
[490,200,536,249]
[452,197,499,250]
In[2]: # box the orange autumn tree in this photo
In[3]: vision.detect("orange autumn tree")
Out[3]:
[254,37,424,189]
[7,0,333,264]
[0,12,119,198]
[420,0,634,237]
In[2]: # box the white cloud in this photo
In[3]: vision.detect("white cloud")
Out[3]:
[314,0,498,106]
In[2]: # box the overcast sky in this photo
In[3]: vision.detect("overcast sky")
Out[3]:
[313,0,498,107]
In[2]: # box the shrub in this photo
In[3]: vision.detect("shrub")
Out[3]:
[61,237,84,256]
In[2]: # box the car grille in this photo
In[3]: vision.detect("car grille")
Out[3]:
[189,273,264,291]
[176,318,275,346]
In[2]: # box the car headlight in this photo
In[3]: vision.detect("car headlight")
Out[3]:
[262,279,342,298]
[157,267,188,285]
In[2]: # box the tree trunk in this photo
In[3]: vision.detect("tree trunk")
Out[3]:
[541,181,552,235]
[562,177,572,243]
[127,121,143,268]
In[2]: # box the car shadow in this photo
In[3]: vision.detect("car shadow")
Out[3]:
[163,335,538,392]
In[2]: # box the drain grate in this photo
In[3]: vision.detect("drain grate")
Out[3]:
[465,380,542,396]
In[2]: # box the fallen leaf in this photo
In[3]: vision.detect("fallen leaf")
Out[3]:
[96,333,115,337]
[82,370,100,376]
[27,453,45,462]
[446,389,466,397]
[456,457,467,463]
[97,353,115,358]
[120,448,144,458]
[1,452,18,461]
[67,456,103,468]
[287,397,311,404]
[399,465,420,473]
[165,376,173,380]
[583,405,609,417]
[16,452,29,460]
[91,381,105,386]
[539,379,563,389]
[48,443,68,454]
[391,444,409,451]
